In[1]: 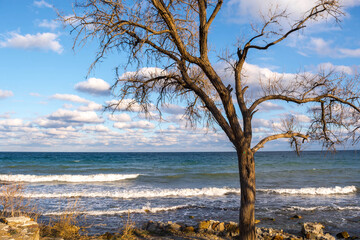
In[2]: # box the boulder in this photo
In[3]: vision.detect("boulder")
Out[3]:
[0,216,39,240]
[301,222,335,240]
[336,231,350,239]
[183,226,195,233]
[213,222,225,232]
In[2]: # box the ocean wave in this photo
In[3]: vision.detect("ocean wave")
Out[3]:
[0,174,140,183]
[286,205,360,211]
[44,205,189,216]
[22,187,240,199]
[258,186,357,195]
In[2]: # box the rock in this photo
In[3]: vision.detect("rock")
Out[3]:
[168,222,182,231]
[337,231,350,239]
[290,215,303,220]
[188,215,194,219]
[224,221,239,236]
[273,235,284,240]
[183,226,195,233]
[302,222,324,236]
[198,220,213,231]
[213,222,225,232]
[0,216,39,240]
[301,222,336,240]
[260,217,276,221]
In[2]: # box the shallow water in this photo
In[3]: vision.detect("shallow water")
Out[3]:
[0,151,359,236]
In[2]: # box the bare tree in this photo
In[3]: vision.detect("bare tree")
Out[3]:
[62,1,360,239]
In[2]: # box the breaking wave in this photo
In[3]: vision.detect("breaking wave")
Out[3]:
[258,186,357,195]
[44,204,190,216]
[22,187,240,199]
[0,174,140,183]
[285,205,360,211]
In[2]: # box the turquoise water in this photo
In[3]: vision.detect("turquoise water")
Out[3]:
[0,151,359,235]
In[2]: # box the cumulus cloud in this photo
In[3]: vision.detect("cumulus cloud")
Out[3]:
[75,78,111,96]
[77,102,103,111]
[317,62,355,75]
[33,0,53,8]
[162,104,185,115]
[257,102,285,112]
[227,0,360,23]
[0,119,24,127]
[82,125,110,132]
[120,67,166,80]
[108,113,132,122]
[113,120,155,129]
[48,109,103,124]
[0,90,13,99]
[293,37,360,58]
[51,94,89,103]
[0,32,62,53]
[35,118,69,128]
[106,99,155,112]
[37,19,60,30]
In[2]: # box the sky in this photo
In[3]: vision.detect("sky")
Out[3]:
[0,0,359,152]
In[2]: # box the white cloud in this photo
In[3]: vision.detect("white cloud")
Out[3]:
[162,104,185,115]
[51,94,89,103]
[257,102,285,112]
[338,48,360,58]
[0,119,23,127]
[108,113,132,122]
[78,102,103,111]
[227,0,360,23]
[75,78,111,96]
[0,32,63,53]
[120,67,166,80]
[34,0,53,8]
[317,62,355,75]
[35,118,69,128]
[37,19,59,30]
[294,37,360,58]
[106,99,155,112]
[48,109,104,124]
[113,120,155,129]
[82,125,109,132]
[0,90,13,99]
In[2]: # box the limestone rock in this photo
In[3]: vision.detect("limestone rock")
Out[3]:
[0,216,39,240]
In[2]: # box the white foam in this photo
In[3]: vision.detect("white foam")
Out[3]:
[44,204,189,216]
[286,206,360,211]
[21,187,240,199]
[0,174,140,183]
[258,186,357,195]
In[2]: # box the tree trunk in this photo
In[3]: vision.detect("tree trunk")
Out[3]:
[238,147,256,240]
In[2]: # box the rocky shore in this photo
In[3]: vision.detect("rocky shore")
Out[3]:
[0,216,358,239]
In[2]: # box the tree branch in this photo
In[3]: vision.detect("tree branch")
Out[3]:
[252,132,308,153]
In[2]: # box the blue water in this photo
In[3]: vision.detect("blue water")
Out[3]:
[0,151,359,236]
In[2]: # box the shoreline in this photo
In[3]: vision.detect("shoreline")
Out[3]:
[1,215,356,240]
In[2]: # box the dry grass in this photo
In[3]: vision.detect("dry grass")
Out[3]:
[119,212,137,240]
[0,183,37,219]
[40,199,88,240]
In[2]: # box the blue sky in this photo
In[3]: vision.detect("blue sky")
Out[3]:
[0,0,359,152]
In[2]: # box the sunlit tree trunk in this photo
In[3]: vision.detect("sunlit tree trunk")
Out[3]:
[237,145,256,240]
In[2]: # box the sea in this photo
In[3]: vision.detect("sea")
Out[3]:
[0,151,359,236]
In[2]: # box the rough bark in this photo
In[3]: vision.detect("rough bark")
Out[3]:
[237,145,256,240]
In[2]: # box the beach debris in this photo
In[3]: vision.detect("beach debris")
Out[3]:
[336,231,350,239]
[290,215,303,220]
